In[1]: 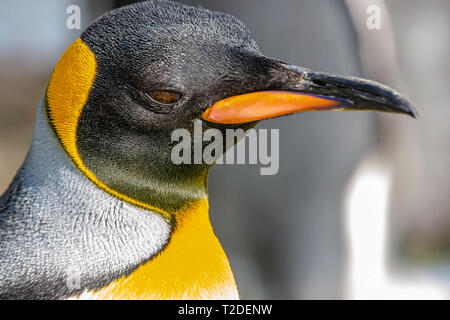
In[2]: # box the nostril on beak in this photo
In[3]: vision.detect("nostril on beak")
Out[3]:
[311,79,327,87]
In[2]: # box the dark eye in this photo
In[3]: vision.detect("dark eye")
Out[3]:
[144,90,181,105]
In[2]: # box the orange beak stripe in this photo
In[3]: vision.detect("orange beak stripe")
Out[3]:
[202,91,341,124]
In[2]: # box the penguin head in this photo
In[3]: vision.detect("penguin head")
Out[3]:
[46,0,416,215]
[78,0,268,129]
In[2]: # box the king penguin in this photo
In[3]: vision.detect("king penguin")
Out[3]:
[0,0,416,299]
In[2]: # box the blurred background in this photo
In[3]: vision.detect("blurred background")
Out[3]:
[0,0,448,299]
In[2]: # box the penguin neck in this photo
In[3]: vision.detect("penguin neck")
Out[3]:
[21,99,237,299]
[73,119,211,215]
[3,99,173,298]
[44,105,210,216]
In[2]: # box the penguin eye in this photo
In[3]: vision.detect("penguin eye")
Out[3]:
[144,90,181,105]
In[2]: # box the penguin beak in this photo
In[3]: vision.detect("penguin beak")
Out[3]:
[202,63,417,124]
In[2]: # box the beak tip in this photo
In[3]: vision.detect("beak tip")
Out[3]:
[402,102,419,119]
[409,110,419,119]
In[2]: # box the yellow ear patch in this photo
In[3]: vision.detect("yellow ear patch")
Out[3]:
[46,39,170,220]
[47,38,96,161]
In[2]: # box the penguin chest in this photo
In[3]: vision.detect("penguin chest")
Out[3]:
[78,200,239,300]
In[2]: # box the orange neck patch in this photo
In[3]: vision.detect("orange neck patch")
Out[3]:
[77,199,239,300]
